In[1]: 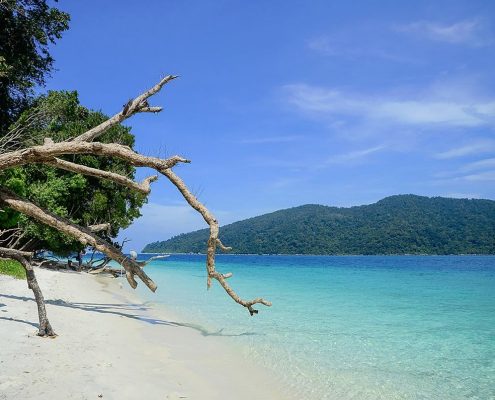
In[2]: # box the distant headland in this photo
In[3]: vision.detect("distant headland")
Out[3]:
[142,194,495,255]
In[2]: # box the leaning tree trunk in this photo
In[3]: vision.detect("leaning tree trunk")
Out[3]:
[0,248,56,337]
[21,257,56,336]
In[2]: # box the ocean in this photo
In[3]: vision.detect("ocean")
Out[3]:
[129,254,494,400]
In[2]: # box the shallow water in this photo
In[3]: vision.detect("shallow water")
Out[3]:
[131,255,494,400]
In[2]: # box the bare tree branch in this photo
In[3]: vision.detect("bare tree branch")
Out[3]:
[0,105,50,153]
[138,254,169,267]
[0,141,190,171]
[88,223,111,233]
[161,169,272,315]
[0,75,272,322]
[72,75,177,143]
[0,247,32,258]
[45,158,158,194]
[0,188,157,292]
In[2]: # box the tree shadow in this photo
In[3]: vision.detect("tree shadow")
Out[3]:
[0,316,39,329]
[0,293,261,338]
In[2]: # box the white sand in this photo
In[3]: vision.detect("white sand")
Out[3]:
[0,268,291,400]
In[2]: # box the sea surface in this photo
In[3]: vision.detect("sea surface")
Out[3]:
[128,255,494,400]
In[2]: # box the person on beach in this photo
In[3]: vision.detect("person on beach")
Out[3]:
[75,250,85,271]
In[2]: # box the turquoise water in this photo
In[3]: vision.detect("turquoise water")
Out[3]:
[131,255,494,400]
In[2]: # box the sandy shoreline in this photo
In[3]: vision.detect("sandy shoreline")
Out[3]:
[0,267,290,400]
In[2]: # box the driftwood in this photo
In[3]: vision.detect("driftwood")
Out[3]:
[0,76,271,336]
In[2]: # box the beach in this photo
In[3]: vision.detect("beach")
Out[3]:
[0,267,290,400]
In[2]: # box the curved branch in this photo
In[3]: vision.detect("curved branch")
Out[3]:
[88,223,111,233]
[72,75,177,142]
[11,147,272,314]
[138,254,169,267]
[0,247,32,258]
[0,141,190,172]
[161,169,272,315]
[45,158,158,194]
[0,188,157,292]
[216,238,233,252]
[0,75,272,316]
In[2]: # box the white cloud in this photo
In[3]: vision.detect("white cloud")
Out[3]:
[308,36,339,55]
[307,35,419,64]
[460,157,495,172]
[445,192,481,199]
[433,169,495,186]
[396,19,492,46]
[239,135,303,144]
[118,202,251,251]
[435,140,495,159]
[118,203,206,251]
[284,84,495,128]
[324,145,385,165]
[463,170,495,181]
[269,177,303,189]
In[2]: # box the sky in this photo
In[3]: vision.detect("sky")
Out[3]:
[44,0,495,250]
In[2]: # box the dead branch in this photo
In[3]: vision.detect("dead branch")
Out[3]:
[0,75,271,320]
[161,169,272,314]
[0,188,157,292]
[72,75,177,143]
[0,228,23,248]
[0,104,51,153]
[88,223,111,233]
[0,247,32,258]
[46,158,158,194]
[138,254,169,267]
[0,140,190,171]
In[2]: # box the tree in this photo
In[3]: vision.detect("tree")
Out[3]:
[0,91,146,254]
[0,0,70,132]
[0,76,271,337]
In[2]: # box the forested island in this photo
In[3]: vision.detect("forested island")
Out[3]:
[143,195,495,255]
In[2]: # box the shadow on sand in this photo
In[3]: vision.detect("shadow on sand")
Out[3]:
[0,293,260,338]
[0,315,39,328]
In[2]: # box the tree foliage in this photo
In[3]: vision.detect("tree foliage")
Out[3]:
[143,195,495,255]
[0,91,146,254]
[0,0,69,132]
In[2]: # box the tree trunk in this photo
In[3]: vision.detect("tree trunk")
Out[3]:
[14,254,56,337]
[0,247,56,337]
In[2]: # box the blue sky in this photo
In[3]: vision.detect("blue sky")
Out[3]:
[45,1,495,249]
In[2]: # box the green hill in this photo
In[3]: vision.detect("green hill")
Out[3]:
[142,195,495,255]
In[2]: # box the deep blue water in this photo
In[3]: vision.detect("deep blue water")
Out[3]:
[128,255,494,400]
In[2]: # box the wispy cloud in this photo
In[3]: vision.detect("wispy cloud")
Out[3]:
[463,170,495,181]
[460,157,495,172]
[269,177,305,190]
[433,168,495,186]
[324,145,385,165]
[308,36,339,56]
[435,140,495,159]
[445,192,481,199]
[395,19,492,46]
[284,83,495,128]
[118,203,205,250]
[307,35,419,64]
[239,135,303,144]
